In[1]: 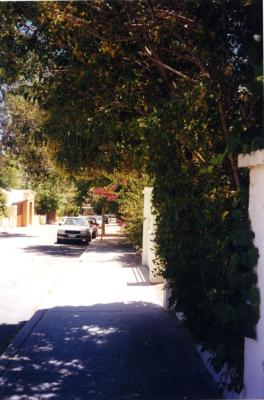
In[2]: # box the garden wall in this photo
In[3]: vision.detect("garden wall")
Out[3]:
[238,150,264,399]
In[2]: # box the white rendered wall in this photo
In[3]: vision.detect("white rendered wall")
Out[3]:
[142,187,152,267]
[238,150,264,399]
[142,187,163,284]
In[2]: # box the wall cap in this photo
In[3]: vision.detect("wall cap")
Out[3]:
[143,187,153,195]
[238,149,264,168]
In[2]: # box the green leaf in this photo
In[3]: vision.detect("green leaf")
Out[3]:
[227,272,241,289]
[241,272,258,289]
[210,154,225,166]
[244,287,260,305]
[238,303,260,337]
[211,356,223,373]
[247,246,259,268]
[214,302,237,325]
[226,135,241,153]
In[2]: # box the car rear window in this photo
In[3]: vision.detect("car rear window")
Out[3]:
[65,218,88,226]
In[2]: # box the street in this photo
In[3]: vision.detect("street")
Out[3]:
[0,224,88,353]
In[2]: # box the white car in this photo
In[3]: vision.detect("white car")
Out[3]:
[57,216,92,245]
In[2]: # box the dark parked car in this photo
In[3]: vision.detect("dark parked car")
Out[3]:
[87,217,98,239]
[105,214,117,223]
[88,215,107,227]
[57,216,92,245]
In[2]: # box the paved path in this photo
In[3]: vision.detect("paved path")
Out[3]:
[0,237,221,399]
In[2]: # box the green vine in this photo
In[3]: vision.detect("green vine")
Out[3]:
[146,91,260,393]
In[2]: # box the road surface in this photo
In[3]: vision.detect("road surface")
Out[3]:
[0,224,87,352]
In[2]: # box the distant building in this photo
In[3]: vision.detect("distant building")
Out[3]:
[1,189,35,227]
[81,204,94,216]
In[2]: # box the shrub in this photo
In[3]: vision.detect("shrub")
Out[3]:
[118,176,151,248]
[0,190,7,216]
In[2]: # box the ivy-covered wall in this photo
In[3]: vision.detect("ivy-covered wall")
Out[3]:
[143,95,261,393]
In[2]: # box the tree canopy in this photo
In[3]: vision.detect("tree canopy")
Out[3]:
[0,1,262,177]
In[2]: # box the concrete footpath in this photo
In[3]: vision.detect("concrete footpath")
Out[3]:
[0,236,221,399]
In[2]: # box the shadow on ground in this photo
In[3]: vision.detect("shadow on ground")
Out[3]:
[22,244,85,258]
[21,236,129,258]
[0,302,222,400]
[0,233,37,239]
[94,236,134,250]
[0,321,27,355]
